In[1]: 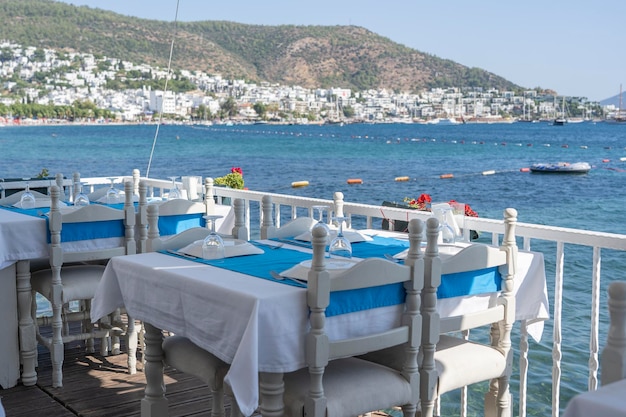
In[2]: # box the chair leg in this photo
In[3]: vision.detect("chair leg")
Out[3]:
[211,387,225,417]
[484,377,511,417]
[401,403,418,417]
[82,300,96,353]
[50,299,64,388]
[111,308,122,355]
[126,316,138,374]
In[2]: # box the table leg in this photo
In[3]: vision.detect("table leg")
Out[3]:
[16,260,37,386]
[259,372,284,417]
[141,322,167,417]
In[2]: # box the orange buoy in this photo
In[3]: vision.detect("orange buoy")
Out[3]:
[291,181,309,188]
[347,178,363,184]
[394,176,410,182]
[520,167,530,172]
[439,173,454,179]
[603,159,610,163]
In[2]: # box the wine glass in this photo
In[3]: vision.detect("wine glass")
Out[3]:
[311,205,331,234]
[328,216,352,258]
[436,206,455,244]
[106,177,120,204]
[20,179,36,209]
[167,176,182,200]
[202,215,225,260]
[74,182,90,207]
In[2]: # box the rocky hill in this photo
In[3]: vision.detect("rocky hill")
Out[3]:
[0,0,520,92]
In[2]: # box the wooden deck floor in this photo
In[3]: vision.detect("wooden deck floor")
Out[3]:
[0,333,233,417]
[1,328,395,417]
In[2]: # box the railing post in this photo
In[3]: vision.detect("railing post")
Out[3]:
[205,177,215,213]
[260,195,274,240]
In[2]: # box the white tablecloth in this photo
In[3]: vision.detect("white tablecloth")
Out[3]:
[562,379,626,417]
[91,240,549,416]
[0,209,48,269]
[0,204,235,269]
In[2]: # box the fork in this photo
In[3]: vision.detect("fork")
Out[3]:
[384,253,402,263]
[254,241,284,250]
[270,270,306,285]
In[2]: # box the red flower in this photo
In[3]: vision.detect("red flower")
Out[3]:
[417,193,431,204]
[231,167,243,176]
[464,204,478,217]
[404,193,432,211]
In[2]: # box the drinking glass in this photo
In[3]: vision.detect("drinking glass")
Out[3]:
[168,176,182,200]
[74,182,90,207]
[328,216,352,258]
[20,179,36,209]
[106,177,120,204]
[202,215,225,260]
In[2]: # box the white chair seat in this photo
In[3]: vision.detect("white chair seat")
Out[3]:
[434,335,507,394]
[31,264,105,304]
[283,357,413,417]
[162,336,229,389]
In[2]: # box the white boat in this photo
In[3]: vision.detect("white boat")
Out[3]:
[529,161,591,174]
[553,96,568,125]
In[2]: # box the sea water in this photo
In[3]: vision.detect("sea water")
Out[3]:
[2,121,626,415]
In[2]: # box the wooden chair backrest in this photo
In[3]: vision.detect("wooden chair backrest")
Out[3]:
[48,182,136,267]
[436,208,517,334]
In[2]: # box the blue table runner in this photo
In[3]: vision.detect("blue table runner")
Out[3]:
[1,203,201,243]
[163,236,501,317]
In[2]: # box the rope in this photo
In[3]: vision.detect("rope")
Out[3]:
[146,0,180,178]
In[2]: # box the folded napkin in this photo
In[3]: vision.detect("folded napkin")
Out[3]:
[294,229,373,243]
[392,243,463,260]
[178,238,264,259]
[13,198,64,209]
[280,258,360,281]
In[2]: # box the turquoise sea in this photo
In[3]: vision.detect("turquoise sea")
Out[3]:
[2,121,626,416]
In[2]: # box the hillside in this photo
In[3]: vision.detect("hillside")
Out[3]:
[0,0,521,92]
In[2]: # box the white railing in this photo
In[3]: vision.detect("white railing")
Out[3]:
[198,179,626,417]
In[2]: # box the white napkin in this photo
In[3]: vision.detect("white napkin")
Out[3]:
[294,229,372,243]
[280,258,360,281]
[178,238,264,259]
[13,198,64,209]
[392,243,463,260]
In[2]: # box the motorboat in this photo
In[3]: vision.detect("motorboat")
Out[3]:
[529,161,591,174]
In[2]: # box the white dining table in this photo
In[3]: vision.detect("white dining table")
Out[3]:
[0,202,234,389]
[561,379,626,417]
[90,235,549,417]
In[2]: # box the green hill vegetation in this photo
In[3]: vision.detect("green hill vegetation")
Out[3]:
[0,0,523,93]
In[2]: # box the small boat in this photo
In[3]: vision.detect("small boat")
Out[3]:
[529,162,591,174]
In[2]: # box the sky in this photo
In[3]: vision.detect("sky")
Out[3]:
[59,0,626,102]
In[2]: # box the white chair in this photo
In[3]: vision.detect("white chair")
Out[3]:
[260,195,317,239]
[281,219,426,417]
[422,208,518,417]
[359,209,518,417]
[601,281,626,385]
[30,182,138,388]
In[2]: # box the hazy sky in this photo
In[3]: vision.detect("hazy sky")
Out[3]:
[59,0,625,102]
